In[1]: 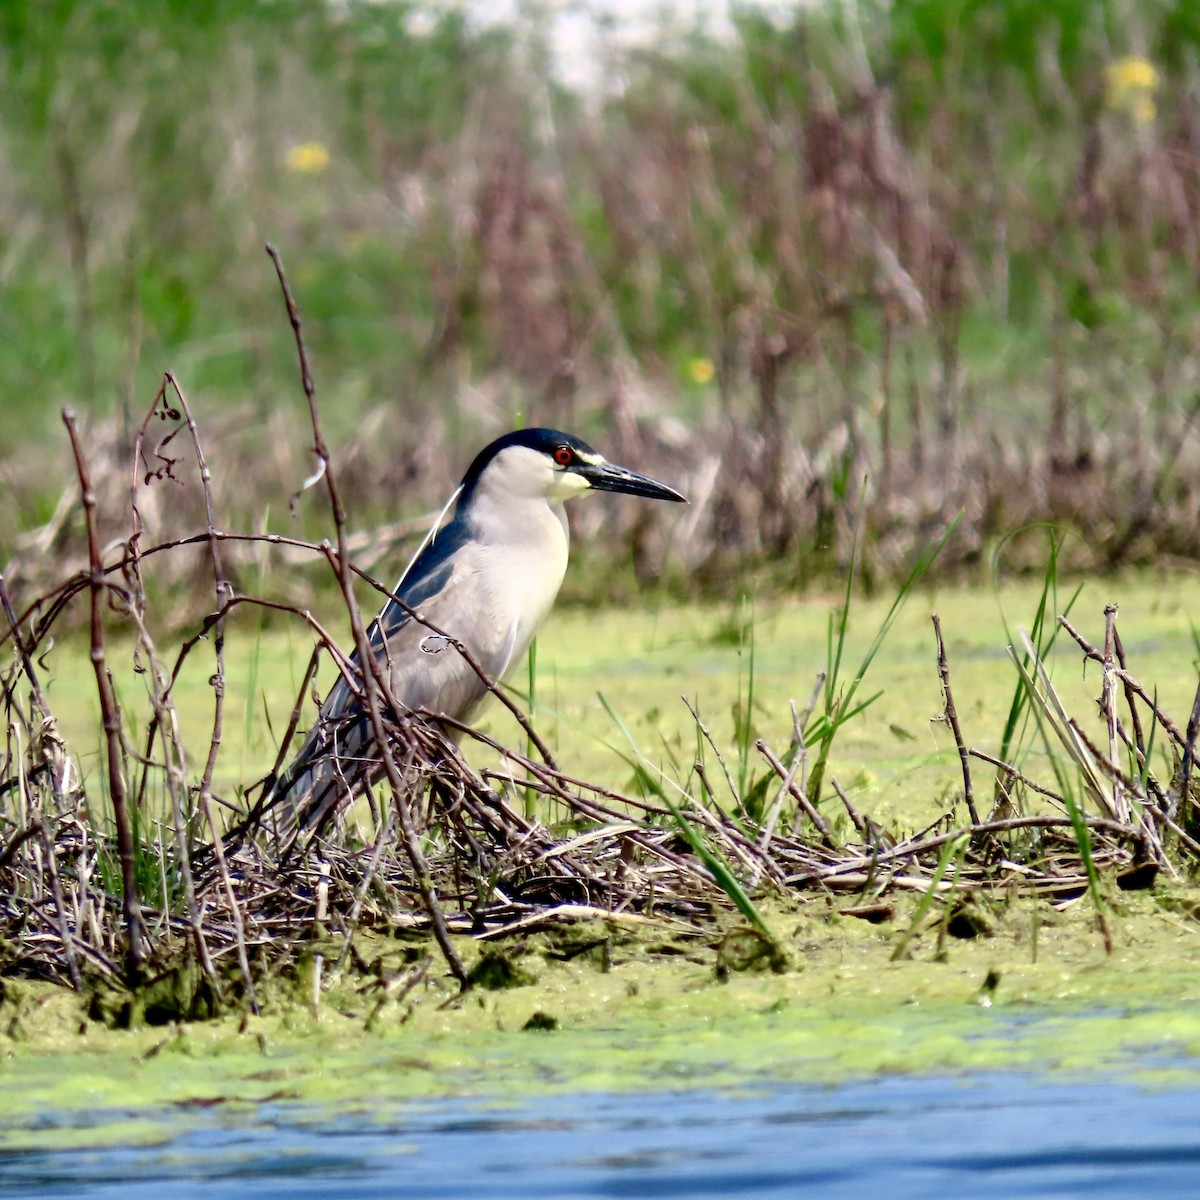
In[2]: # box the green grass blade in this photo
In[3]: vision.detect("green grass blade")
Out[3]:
[735,594,757,804]
[598,690,669,801]
[992,526,1083,769]
[807,509,961,804]
[600,690,777,945]
[1007,642,1110,947]
[662,790,774,940]
[524,637,538,819]
[890,831,968,961]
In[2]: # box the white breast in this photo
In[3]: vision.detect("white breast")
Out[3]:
[389,490,570,727]
[469,495,570,680]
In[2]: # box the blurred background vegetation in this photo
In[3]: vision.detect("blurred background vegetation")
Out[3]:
[3,0,1200,611]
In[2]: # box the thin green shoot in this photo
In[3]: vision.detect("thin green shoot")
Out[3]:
[734,594,757,805]
[664,791,777,946]
[598,690,776,943]
[992,526,1083,773]
[1007,643,1111,950]
[240,505,270,787]
[1014,630,1112,814]
[242,625,263,786]
[656,728,686,779]
[806,507,961,805]
[597,691,669,802]
[524,636,538,819]
[890,831,968,961]
[1049,755,1109,950]
[933,839,970,961]
[1138,688,1160,796]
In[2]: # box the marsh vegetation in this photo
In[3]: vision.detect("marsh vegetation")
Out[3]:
[1,0,1200,1070]
[2,329,1198,1026]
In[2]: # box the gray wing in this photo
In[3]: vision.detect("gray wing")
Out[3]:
[268,539,515,843]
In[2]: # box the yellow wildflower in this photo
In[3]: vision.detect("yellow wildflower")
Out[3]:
[687,356,715,385]
[1131,94,1157,123]
[1105,56,1159,121]
[286,142,331,175]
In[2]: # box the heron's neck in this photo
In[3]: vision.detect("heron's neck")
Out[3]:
[465,490,572,666]
[466,487,571,554]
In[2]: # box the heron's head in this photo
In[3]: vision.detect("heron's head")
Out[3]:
[460,429,686,507]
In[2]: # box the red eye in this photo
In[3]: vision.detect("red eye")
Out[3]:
[553,445,573,466]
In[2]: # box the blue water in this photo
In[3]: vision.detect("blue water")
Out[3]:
[4,1073,1200,1199]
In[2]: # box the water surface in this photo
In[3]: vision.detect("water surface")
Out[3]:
[4,1072,1199,1199]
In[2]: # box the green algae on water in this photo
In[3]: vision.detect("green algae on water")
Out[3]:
[5,886,1200,1150]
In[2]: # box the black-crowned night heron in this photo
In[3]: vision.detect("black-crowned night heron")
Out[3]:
[268,427,685,837]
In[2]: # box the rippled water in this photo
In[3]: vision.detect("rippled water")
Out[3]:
[4,1073,1200,1199]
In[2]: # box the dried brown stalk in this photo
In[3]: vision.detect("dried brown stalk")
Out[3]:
[62,408,145,981]
[163,373,257,1012]
[266,242,467,987]
[932,612,979,825]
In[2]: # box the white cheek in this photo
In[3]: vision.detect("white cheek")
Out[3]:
[549,471,593,501]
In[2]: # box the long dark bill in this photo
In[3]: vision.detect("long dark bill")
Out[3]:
[581,460,687,503]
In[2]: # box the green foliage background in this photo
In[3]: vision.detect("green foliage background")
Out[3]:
[3,0,1200,583]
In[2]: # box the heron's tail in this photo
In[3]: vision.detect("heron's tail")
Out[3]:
[260,714,378,855]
